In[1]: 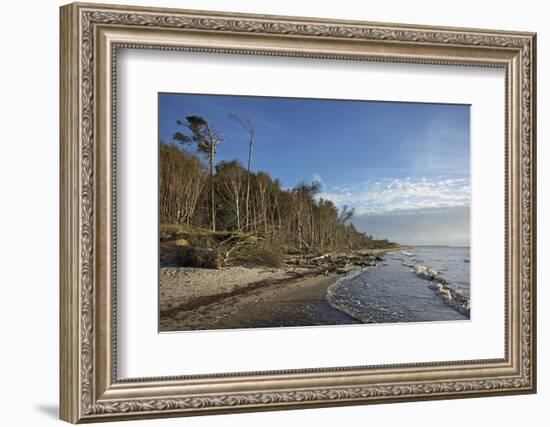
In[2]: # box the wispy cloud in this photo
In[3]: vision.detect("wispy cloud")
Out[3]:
[319,176,470,215]
[400,114,470,176]
[312,173,323,185]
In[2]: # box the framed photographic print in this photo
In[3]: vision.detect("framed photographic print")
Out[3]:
[60,2,537,423]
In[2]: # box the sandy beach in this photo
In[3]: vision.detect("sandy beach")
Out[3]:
[159,266,361,331]
[159,250,398,331]
[158,245,470,331]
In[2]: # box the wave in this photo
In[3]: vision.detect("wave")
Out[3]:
[413,264,470,317]
[325,252,470,323]
[326,268,375,323]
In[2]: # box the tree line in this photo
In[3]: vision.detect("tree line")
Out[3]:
[160,115,395,253]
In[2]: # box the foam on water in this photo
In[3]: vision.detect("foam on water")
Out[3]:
[326,247,471,324]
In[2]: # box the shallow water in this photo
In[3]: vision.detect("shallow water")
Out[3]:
[327,247,470,323]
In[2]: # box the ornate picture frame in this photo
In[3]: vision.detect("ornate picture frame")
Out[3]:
[60,2,536,423]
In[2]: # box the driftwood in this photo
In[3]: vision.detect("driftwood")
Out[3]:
[286,252,383,274]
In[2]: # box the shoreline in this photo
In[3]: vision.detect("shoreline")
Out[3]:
[160,266,334,319]
[160,268,359,331]
[159,248,399,331]
[326,247,470,324]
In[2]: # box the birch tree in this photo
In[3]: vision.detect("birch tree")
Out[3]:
[229,113,255,232]
[216,160,246,231]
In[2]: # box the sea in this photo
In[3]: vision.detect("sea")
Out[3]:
[327,247,471,324]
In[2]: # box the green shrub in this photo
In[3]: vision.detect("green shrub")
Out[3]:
[176,245,220,269]
[281,244,301,255]
[252,245,285,267]
[160,224,187,238]
[231,242,285,268]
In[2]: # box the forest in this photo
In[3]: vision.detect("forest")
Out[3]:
[160,115,397,268]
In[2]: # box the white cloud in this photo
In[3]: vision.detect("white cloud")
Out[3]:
[312,173,324,185]
[319,176,470,215]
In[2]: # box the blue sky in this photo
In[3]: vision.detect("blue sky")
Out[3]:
[159,93,470,246]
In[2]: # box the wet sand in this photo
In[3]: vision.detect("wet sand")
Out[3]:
[159,271,360,331]
[159,248,401,331]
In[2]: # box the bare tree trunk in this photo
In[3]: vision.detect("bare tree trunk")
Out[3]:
[209,146,216,232]
[235,196,241,231]
[245,135,253,231]
[229,114,254,232]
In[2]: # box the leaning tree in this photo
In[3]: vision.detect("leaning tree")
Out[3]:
[173,115,223,232]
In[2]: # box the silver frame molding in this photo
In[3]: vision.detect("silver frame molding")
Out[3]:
[60,2,537,423]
